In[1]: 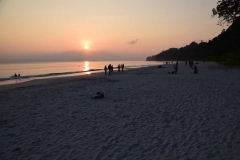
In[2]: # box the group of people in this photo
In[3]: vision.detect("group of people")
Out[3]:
[104,64,124,75]
[169,61,198,74]
[174,62,179,73]
[187,61,194,68]
[163,61,174,65]
[169,61,179,74]
[185,61,198,74]
[13,73,20,77]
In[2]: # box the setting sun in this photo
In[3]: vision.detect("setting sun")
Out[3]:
[84,45,89,50]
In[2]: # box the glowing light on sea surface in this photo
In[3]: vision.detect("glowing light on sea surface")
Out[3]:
[84,61,91,74]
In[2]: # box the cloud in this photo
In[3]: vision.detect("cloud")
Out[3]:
[125,38,139,45]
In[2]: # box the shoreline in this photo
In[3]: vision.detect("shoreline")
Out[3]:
[0,65,161,92]
[0,61,237,92]
[1,61,240,159]
[0,61,164,86]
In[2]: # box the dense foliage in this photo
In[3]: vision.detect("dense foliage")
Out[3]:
[212,0,240,26]
[146,0,240,65]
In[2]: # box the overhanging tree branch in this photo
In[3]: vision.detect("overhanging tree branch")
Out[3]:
[212,0,240,26]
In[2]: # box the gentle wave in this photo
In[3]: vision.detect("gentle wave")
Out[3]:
[0,69,102,82]
[0,64,159,83]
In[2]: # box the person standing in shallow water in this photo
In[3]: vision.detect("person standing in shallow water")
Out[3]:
[104,65,107,75]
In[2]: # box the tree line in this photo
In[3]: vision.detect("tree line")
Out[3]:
[146,0,240,65]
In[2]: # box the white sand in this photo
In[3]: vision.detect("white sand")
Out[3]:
[0,62,240,159]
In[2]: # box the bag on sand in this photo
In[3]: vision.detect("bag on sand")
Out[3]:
[91,92,104,99]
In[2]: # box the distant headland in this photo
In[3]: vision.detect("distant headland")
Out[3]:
[146,0,240,66]
[146,17,240,65]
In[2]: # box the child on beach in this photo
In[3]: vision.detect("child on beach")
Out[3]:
[104,65,107,75]
[174,64,178,73]
[194,65,198,74]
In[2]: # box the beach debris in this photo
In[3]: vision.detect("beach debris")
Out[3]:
[158,65,164,68]
[91,92,104,99]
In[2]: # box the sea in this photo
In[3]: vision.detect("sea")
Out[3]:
[0,61,165,85]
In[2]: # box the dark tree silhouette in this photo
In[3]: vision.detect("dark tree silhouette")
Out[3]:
[212,0,240,26]
[146,0,240,64]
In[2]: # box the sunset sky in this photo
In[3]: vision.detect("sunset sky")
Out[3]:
[0,0,223,62]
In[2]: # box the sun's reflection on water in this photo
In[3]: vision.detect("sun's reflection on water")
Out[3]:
[84,61,91,74]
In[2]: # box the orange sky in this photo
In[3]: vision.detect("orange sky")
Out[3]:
[0,0,224,62]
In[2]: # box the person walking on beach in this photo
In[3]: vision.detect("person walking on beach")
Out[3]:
[111,65,114,73]
[108,64,111,75]
[121,64,124,72]
[104,65,107,75]
[118,64,120,72]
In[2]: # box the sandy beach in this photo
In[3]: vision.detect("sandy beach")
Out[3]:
[0,62,240,160]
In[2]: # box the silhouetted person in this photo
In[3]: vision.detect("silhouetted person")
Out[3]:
[104,65,107,75]
[189,61,193,68]
[194,65,198,74]
[174,64,178,73]
[14,73,17,77]
[108,64,111,75]
[118,64,120,72]
[111,65,114,73]
[121,64,124,72]
[18,74,20,77]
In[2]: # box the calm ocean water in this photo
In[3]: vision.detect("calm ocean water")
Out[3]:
[0,61,164,85]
